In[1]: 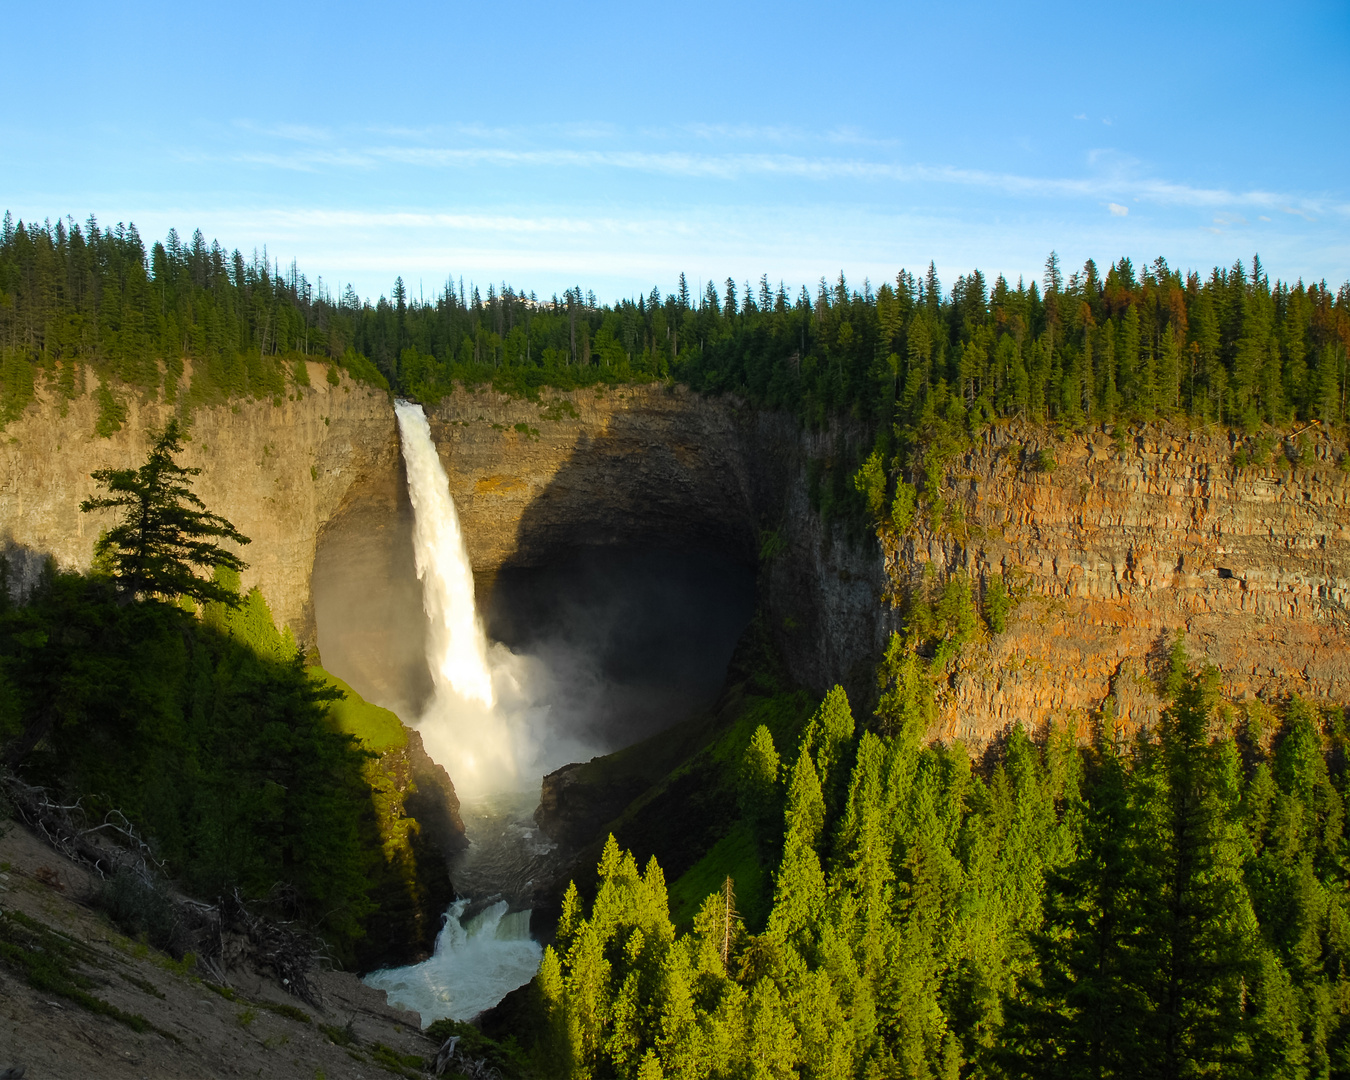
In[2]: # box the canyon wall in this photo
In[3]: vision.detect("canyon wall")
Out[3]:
[421,384,1350,740]
[901,424,1350,741]
[422,384,759,572]
[420,386,884,699]
[0,365,395,644]
[4,375,1348,750]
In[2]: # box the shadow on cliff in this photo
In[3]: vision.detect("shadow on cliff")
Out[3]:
[484,401,766,760]
[311,449,433,721]
[505,417,760,564]
[1,535,62,602]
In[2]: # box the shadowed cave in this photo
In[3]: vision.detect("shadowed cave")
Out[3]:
[310,461,757,767]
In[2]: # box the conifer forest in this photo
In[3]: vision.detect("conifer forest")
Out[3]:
[3,211,1350,1078]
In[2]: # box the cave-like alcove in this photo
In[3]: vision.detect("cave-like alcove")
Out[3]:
[482,546,756,752]
[311,466,757,767]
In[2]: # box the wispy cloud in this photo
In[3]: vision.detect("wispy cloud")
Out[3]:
[72,193,1345,309]
[202,135,1337,220]
[1108,203,1129,216]
[682,122,804,144]
[230,120,334,144]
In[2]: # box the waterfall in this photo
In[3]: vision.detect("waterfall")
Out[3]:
[396,401,495,707]
[372,403,575,1026]
[395,401,607,794]
[395,400,523,793]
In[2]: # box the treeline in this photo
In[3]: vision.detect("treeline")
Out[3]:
[4,213,1348,444]
[523,642,1350,1079]
[684,257,1350,436]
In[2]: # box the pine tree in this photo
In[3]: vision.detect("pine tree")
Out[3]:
[80,418,249,606]
[745,979,800,1080]
[1001,734,1153,1079]
[802,685,856,810]
[1135,639,1259,1076]
[1117,307,1141,410]
[740,725,783,854]
[770,748,829,950]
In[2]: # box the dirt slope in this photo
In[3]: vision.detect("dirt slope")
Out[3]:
[0,821,435,1080]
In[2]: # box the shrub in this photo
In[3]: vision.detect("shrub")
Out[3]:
[891,481,918,533]
[94,869,180,953]
[984,576,1010,634]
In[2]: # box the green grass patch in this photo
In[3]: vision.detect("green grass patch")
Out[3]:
[313,667,408,753]
[369,1042,426,1077]
[206,980,312,1024]
[203,980,239,1001]
[0,908,173,1038]
[321,1021,358,1047]
[120,971,167,999]
[668,820,770,931]
[258,998,313,1024]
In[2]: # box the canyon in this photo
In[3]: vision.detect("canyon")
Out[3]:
[3,373,1349,762]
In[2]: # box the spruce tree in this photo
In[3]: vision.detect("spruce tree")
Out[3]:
[80,418,249,606]
[740,724,783,855]
[1002,734,1153,1079]
[1136,639,1259,1077]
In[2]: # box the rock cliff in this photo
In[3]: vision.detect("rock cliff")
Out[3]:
[0,364,396,645]
[896,424,1350,741]
[423,384,759,573]
[421,386,881,697]
[4,376,1348,754]
[423,386,1350,745]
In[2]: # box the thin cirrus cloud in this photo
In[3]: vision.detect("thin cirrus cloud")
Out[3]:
[203,129,1332,219]
[104,191,1342,309]
[69,111,1341,298]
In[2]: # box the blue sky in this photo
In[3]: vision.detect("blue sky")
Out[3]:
[4,1,1347,304]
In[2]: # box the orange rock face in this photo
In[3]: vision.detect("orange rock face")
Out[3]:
[4,372,1343,746]
[891,424,1350,743]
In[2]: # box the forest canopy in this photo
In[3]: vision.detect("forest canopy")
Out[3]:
[2,213,1348,443]
[515,646,1350,1080]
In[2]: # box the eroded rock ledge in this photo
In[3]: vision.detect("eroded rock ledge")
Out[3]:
[895,423,1350,742]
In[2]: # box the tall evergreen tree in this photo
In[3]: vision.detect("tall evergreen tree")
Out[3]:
[79,418,249,606]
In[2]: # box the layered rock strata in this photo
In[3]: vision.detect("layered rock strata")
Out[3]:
[4,376,1348,752]
[900,424,1350,741]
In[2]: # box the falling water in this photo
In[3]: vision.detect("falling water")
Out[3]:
[397,400,495,709]
[368,402,754,1024]
[394,400,525,793]
[365,899,540,1024]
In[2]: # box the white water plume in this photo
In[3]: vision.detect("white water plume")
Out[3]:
[395,401,603,794]
[396,400,517,792]
[397,401,496,709]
